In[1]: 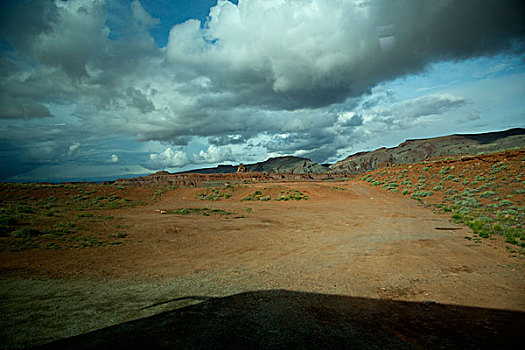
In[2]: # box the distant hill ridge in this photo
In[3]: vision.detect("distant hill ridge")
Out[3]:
[329,128,525,174]
[182,156,329,175]
[168,128,524,176]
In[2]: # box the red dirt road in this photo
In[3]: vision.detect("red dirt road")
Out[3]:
[1,181,524,348]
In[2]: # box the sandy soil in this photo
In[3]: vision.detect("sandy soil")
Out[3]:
[1,181,524,348]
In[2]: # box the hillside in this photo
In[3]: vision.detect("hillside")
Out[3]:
[358,148,525,249]
[330,128,525,174]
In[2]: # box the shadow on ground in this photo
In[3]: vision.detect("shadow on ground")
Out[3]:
[36,289,523,349]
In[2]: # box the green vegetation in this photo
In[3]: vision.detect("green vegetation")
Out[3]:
[439,166,450,175]
[411,190,433,199]
[276,189,309,201]
[109,232,128,239]
[198,187,232,201]
[479,191,497,198]
[358,150,525,251]
[166,208,232,216]
[242,190,271,201]
[490,162,507,174]
[0,183,155,251]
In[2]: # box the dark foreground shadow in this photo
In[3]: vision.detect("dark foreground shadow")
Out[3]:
[36,290,524,350]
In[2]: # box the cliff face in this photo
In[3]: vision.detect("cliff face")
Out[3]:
[330,128,525,174]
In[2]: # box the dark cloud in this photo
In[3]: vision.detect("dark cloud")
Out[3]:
[0,97,51,119]
[0,0,524,178]
[209,135,247,146]
[165,0,525,109]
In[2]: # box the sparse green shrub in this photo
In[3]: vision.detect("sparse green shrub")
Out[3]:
[502,209,518,216]
[505,232,518,245]
[457,197,481,208]
[498,200,513,207]
[276,189,309,201]
[15,204,34,214]
[461,188,475,197]
[54,222,76,234]
[199,188,231,201]
[490,162,507,174]
[242,190,269,201]
[479,191,497,198]
[11,226,41,239]
[411,190,433,198]
[151,190,164,201]
[439,167,450,175]
[109,232,128,239]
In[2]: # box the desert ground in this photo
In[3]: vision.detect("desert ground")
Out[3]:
[1,152,524,349]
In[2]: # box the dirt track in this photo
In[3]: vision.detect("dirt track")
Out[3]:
[1,182,524,348]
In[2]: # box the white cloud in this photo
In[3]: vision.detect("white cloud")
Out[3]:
[146,148,189,169]
[68,142,80,156]
[106,154,119,163]
[193,145,233,164]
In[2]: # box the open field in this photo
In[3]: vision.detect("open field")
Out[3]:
[1,149,524,349]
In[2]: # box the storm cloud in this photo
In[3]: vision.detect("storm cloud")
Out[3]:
[0,0,524,179]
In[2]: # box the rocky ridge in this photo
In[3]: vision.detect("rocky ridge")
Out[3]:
[329,128,524,174]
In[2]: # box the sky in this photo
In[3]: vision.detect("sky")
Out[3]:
[1,0,524,182]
